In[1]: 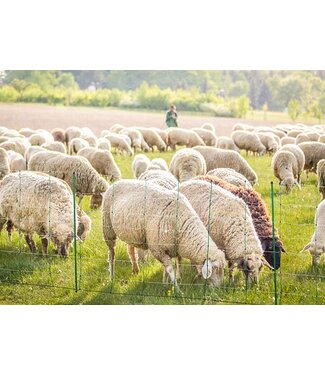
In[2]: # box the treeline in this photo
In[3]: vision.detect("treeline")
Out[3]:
[0,70,325,118]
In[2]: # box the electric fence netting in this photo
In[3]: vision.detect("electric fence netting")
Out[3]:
[0,171,323,305]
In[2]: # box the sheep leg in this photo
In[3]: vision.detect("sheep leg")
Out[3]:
[154,252,180,292]
[25,234,37,253]
[41,237,48,255]
[127,245,140,274]
[107,239,116,280]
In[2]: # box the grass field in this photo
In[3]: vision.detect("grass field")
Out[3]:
[0,150,323,305]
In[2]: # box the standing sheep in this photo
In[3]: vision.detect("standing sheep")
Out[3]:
[280,144,305,183]
[281,136,296,146]
[65,126,82,145]
[97,137,112,151]
[169,148,206,182]
[167,128,205,151]
[216,136,239,152]
[317,160,325,200]
[132,154,151,178]
[206,168,252,189]
[192,128,217,146]
[201,123,215,133]
[6,150,26,171]
[138,169,178,190]
[103,133,133,156]
[135,127,166,152]
[298,142,325,174]
[69,138,89,155]
[257,133,279,153]
[232,131,266,156]
[51,128,66,143]
[42,141,67,154]
[120,128,143,152]
[102,180,226,290]
[272,150,300,192]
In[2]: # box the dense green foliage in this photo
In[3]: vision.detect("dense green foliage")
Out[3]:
[0,150,324,305]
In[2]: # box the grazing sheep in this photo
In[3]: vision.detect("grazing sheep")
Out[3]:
[24,146,45,164]
[0,172,75,256]
[272,150,300,192]
[102,180,226,290]
[287,130,303,138]
[6,150,26,171]
[103,133,133,155]
[298,142,325,174]
[68,138,89,155]
[201,123,215,133]
[302,199,325,265]
[29,133,54,146]
[28,151,109,208]
[78,147,121,182]
[280,144,305,183]
[216,136,239,152]
[232,131,266,156]
[257,133,279,153]
[65,126,82,145]
[169,148,206,182]
[42,141,67,154]
[206,168,252,189]
[109,124,125,133]
[132,154,150,178]
[232,123,254,132]
[179,180,272,282]
[281,136,296,146]
[193,146,258,185]
[0,147,10,179]
[195,175,285,269]
[167,128,205,151]
[152,128,168,145]
[80,133,98,148]
[51,128,66,143]
[148,158,168,171]
[317,160,325,200]
[138,169,178,190]
[135,127,166,152]
[0,138,29,156]
[295,133,310,145]
[192,128,217,146]
[119,128,142,151]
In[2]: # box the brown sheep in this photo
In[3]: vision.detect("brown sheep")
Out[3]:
[51,128,66,143]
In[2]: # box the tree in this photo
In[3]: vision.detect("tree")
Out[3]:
[236,96,250,118]
[10,79,31,99]
[288,99,301,121]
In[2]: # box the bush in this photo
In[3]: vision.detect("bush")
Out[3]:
[21,85,48,103]
[288,99,301,121]
[0,86,19,102]
[69,91,91,106]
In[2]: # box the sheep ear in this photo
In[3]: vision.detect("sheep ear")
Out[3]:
[301,243,312,253]
[202,259,213,279]
[262,258,274,270]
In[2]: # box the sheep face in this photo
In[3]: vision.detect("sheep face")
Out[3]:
[90,194,103,209]
[53,231,74,257]
[302,243,324,266]
[280,177,300,193]
[261,237,284,270]
[234,254,264,284]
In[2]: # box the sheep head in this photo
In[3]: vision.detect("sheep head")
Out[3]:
[301,242,324,266]
[230,254,273,284]
[261,237,285,270]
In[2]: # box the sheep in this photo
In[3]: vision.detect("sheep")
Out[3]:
[3,130,23,138]
[206,168,252,189]
[78,147,121,182]
[68,138,89,155]
[19,128,36,137]
[0,147,10,179]
[24,146,45,164]
[317,160,325,200]
[51,128,66,143]
[148,158,168,171]
[192,128,217,146]
[287,129,303,138]
[167,128,205,151]
[193,146,258,185]
[232,131,266,156]
[109,124,125,133]
[97,137,111,151]
[119,128,143,152]
[301,199,325,265]
[0,138,29,156]
[280,144,305,183]
[28,151,109,208]
[138,169,178,190]
[151,128,168,145]
[169,148,206,183]
[257,133,279,153]
[216,136,239,152]
[271,150,300,192]
[295,133,310,145]
[201,123,215,133]
[179,180,273,283]
[65,126,82,145]
[0,172,75,256]
[232,123,254,132]
[281,136,296,146]
[6,150,26,171]
[103,133,133,156]
[305,132,321,142]
[29,133,54,146]
[254,128,286,139]
[135,127,166,152]
[102,179,226,290]
[195,175,285,269]
[132,154,151,178]
[80,133,98,148]
[298,142,325,174]
[42,141,67,154]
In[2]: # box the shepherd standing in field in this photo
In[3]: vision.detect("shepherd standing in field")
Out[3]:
[165,105,178,128]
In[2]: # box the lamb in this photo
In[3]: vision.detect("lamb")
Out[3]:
[68,138,89,155]
[65,126,82,145]
[271,150,300,192]
[232,131,266,156]
[102,180,226,290]
[280,144,305,183]
[298,142,325,174]
[51,128,66,143]
[201,123,215,133]
[6,150,26,171]
[206,168,252,189]
[169,148,206,182]
[216,136,239,152]
[103,133,133,156]
[193,146,258,185]
[28,151,109,208]
[167,128,205,151]
[138,169,178,190]
[281,136,296,146]
[42,141,67,154]
[119,128,143,152]
[317,160,325,200]
[148,158,168,171]
[179,180,273,282]
[257,133,279,153]
[0,172,75,256]
[301,199,325,265]
[97,137,111,151]
[192,128,217,146]
[135,127,166,152]
[195,175,285,269]
[78,147,122,182]
[0,147,10,179]
[132,154,151,178]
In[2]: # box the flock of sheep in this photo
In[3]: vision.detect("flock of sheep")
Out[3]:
[0,120,323,292]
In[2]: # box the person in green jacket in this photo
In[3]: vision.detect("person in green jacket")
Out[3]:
[165,105,178,128]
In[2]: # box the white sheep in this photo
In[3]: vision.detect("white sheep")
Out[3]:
[6,150,26,171]
[193,146,258,185]
[102,180,226,290]
[298,142,325,174]
[42,141,67,154]
[109,124,125,133]
[232,131,266,156]
[103,133,133,156]
[65,126,82,145]
[69,138,90,155]
[138,169,178,190]
[169,148,207,182]
[24,146,45,165]
[280,144,305,183]
[192,128,217,146]
[167,128,205,151]
[281,136,296,146]
[97,137,112,151]
[135,127,166,152]
[132,154,151,178]
[0,138,30,156]
[0,147,10,179]
[257,133,279,153]
[201,123,215,133]
[207,168,252,189]
[295,133,310,145]
[216,136,239,152]
[119,128,143,152]
[317,160,325,200]
[148,158,168,171]
[29,132,54,146]
[272,150,300,192]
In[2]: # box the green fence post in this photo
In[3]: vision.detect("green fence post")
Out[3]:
[72,172,78,292]
[270,181,278,305]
